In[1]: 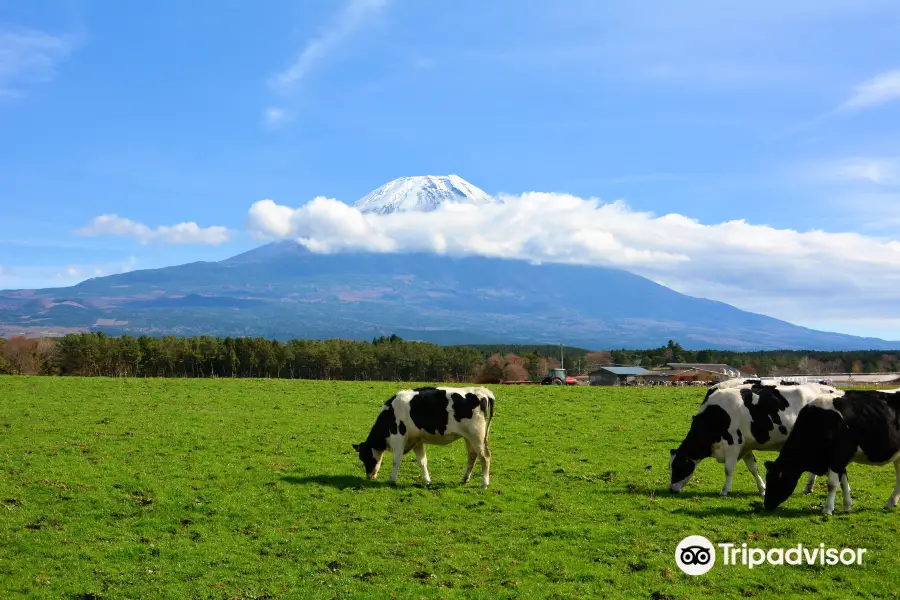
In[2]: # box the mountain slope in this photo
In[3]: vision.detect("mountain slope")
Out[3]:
[1,240,897,351]
[353,175,496,215]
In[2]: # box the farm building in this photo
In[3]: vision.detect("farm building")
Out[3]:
[589,366,653,386]
[666,363,754,381]
[666,369,717,383]
[641,371,680,384]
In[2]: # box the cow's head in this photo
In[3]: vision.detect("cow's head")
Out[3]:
[668,448,699,493]
[352,442,384,480]
[763,460,802,511]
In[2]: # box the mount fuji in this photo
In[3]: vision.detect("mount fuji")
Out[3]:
[353,175,496,215]
[2,175,899,350]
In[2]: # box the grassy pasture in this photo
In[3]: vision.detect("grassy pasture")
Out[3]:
[1,377,899,599]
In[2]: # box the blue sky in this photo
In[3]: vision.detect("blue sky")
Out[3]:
[3,0,900,338]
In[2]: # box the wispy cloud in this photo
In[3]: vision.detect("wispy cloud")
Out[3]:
[833,158,900,185]
[0,256,136,291]
[77,215,232,245]
[806,157,900,185]
[268,0,389,93]
[805,157,900,231]
[837,69,900,113]
[0,26,80,98]
[785,69,900,136]
[827,190,900,233]
[494,1,898,91]
[262,106,290,129]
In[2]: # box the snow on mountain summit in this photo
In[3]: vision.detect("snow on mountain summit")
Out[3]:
[353,175,496,215]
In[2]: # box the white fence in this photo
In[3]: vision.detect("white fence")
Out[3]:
[756,374,900,386]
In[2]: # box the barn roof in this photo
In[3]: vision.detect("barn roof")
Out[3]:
[667,363,748,372]
[667,363,755,377]
[592,366,652,376]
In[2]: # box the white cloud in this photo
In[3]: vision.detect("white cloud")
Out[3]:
[246,191,900,324]
[838,69,900,113]
[263,107,290,129]
[77,214,232,245]
[0,27,79,97]
[268,0,389,92]
[246,200,298,239]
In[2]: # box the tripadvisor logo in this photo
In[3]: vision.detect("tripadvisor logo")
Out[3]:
[675,536,867,575]
[676,535,716,575]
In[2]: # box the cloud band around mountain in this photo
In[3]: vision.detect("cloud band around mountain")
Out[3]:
[246,192,900,324]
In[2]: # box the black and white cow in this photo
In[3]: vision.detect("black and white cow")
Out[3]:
[352,386,495,487]
[669,379,839,496]
[764,389,900,515]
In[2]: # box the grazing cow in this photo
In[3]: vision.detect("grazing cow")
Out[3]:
[764,389,900,515]
[669,380,839,496]
[352,386,495,488]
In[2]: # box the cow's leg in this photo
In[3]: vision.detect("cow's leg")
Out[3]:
[413,443,431,485]
[721,451,740,496]
[802,472,816,495]
[885,459,900,509]
[388,437,405,485]
[840,471,852,512]
[742,452,766,496]
[478,441,491,489]
[823,470,840,515]
[461,440,478,485]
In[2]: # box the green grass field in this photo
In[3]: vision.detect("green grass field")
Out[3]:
[2,377,899,599]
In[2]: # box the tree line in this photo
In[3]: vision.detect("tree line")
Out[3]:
[0,333,565,382]
[1,334,899,381]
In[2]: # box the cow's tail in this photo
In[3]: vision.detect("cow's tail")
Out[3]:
[484,394,495,445]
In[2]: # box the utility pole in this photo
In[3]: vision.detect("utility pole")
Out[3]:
[560,344,564,369]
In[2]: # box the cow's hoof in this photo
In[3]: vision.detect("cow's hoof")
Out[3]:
[802,488,813,495]
[822,508,834,516]
[884,502,897,510]
[757,488,766,497]
[843,505,853,512]
[423,480,431,486]
[719,490,730,497]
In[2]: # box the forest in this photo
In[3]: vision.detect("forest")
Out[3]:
[1,334,899,381]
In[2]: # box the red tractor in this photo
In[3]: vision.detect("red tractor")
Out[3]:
[540,367,577,386]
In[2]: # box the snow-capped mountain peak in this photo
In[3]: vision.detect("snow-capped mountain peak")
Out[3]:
[354,175,496,215]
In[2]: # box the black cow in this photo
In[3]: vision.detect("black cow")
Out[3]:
[764,390,900,514]
[352,386,495,487]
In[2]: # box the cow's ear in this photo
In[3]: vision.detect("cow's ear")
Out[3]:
[669,449,677,456]
[352,443,360,452]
